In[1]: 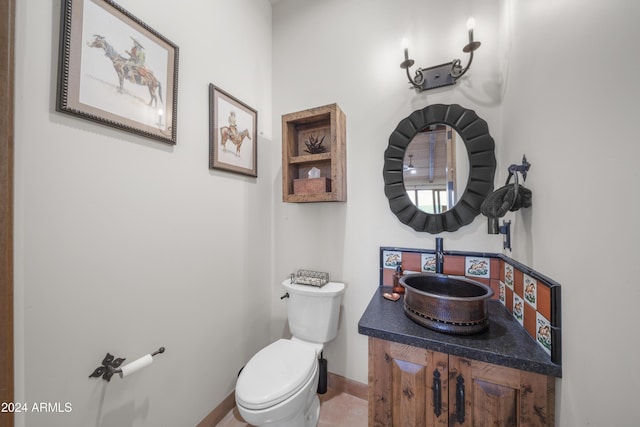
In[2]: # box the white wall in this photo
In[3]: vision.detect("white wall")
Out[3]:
[272,0,640,425]
[14,0,272,426]
[499,0,640,425]
[271,0,502,388]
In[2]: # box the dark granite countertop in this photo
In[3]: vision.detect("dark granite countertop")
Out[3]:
[358,287,562,378]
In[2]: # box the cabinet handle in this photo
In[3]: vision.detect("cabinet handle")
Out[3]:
[456,374,465,423]
[432,369,442,417]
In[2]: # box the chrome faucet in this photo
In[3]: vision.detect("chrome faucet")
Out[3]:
[435,237,444,274]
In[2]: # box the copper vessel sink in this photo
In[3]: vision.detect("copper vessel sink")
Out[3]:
[400,273,494,335]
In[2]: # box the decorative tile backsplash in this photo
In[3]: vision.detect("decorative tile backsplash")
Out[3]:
[421,253,436,272]
[466,256,491,278]
[379,246,562,365]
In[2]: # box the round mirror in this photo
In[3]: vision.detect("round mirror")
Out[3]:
[383,104,496,234]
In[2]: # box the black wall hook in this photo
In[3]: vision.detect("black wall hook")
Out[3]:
[506,154,531,184]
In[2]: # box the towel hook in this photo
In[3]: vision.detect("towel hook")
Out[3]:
[506,154,531,184]
[482,154,532,250]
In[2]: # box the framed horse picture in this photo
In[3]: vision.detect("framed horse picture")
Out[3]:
[209,84,258,177]
[57,0,179,145]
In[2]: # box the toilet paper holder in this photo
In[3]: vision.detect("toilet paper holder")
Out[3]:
[89,347,165,382]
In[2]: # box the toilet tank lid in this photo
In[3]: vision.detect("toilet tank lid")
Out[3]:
[235,339,317,410]
[282,279,345,297]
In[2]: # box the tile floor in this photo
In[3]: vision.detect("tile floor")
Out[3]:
[216,387,368,427]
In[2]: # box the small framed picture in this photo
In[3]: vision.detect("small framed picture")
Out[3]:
[57,0,179,144]
[209,84,258,177]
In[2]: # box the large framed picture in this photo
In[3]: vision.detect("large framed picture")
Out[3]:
[57,0,179,145]
[209,84,258,177]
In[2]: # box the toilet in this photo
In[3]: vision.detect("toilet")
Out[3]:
[235,278,345,427]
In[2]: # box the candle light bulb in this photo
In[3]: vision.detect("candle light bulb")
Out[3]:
[401,38,409,60]
[466,17,476,31]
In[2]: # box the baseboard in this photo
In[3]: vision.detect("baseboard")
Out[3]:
[196,390,236,427]
[196,372,367,426]
[327,372,368,400]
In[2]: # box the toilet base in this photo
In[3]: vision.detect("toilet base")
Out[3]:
[271,395,319,427]
[305,395,320,427]
[237,394,319,427]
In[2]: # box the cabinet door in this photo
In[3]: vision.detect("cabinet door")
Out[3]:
[448,356,555,427]
[368,337,448,426]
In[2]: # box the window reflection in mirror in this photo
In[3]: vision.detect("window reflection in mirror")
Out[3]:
[403,125,469,214]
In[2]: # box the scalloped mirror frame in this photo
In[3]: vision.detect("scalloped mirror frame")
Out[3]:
[383,104,496,234]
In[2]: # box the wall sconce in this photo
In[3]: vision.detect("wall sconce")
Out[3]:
[400,18,481,92]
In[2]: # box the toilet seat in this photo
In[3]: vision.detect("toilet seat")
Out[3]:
[236,339,317,410]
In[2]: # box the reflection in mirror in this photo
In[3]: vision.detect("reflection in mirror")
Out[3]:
[403,125,469,214]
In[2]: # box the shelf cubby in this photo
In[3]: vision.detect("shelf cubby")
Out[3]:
[281,103,346,202]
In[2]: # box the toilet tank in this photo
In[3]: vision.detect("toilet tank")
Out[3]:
[282,279,345,344]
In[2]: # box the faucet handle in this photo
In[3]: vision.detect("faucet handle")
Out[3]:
[435,238,444,274]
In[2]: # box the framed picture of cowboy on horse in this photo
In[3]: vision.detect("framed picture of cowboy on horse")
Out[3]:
[209,84,258,177]
[56,0,179,145]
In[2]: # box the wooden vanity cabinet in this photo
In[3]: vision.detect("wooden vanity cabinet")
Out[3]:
[368,337,555,427]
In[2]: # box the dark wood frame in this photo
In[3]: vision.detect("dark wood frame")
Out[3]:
[57,0,179,144]
[383,104,496,234]
[209,84,258,177]
[0,1,14,425]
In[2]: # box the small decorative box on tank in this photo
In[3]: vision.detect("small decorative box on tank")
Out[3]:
[282,103,346,202]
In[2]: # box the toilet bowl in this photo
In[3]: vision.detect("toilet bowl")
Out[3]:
[235,279,345,427]
[236,339,320,427]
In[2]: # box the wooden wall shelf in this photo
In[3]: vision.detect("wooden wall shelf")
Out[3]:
[282,103,346,202]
